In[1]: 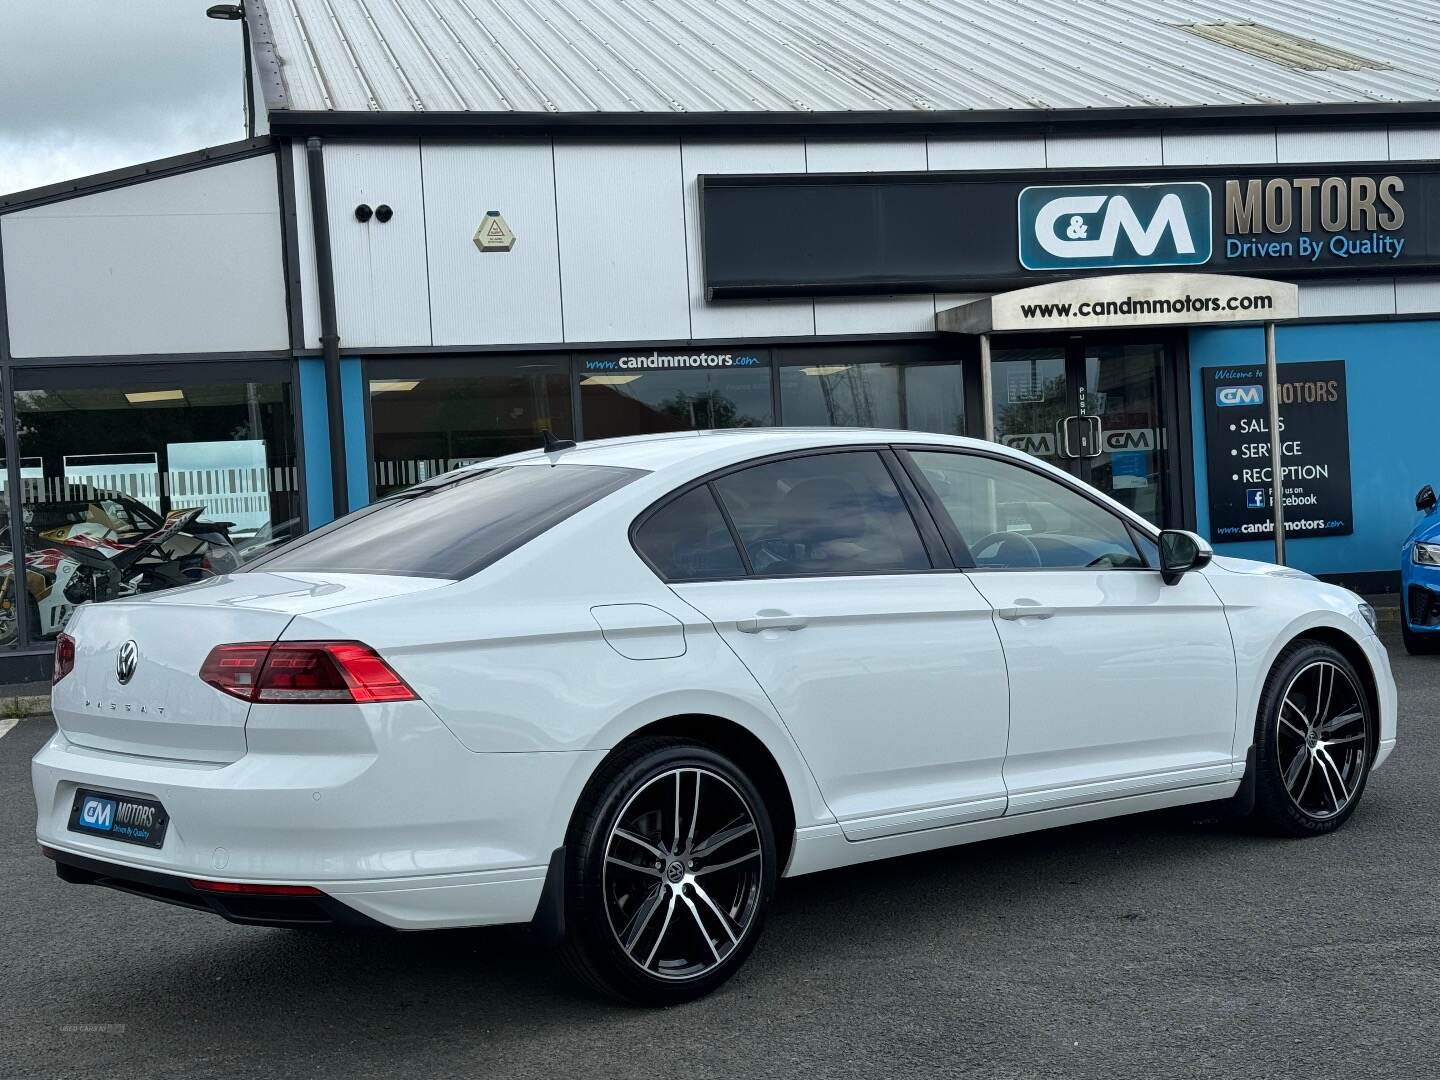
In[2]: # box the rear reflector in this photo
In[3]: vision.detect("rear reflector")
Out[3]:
[199,641,418,704]
[53,632,76,685]
[189,879,323,896]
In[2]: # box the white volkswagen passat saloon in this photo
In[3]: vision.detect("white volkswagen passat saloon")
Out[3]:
[34,430,1396,1004]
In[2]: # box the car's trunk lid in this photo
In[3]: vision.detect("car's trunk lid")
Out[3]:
[51,570,450,763]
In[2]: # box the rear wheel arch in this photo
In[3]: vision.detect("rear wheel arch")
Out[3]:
[576,714,797,875]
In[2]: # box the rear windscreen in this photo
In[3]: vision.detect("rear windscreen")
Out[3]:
[249,464,644,578]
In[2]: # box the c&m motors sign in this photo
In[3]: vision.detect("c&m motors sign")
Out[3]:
[699,163,1440,298]
[1018,183,1213,271]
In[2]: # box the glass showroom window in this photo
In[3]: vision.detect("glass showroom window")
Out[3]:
[778,358,966,435]
[579,352,773,439]
[0,385,29,651]
[368,359,573,497]
[3,368,300,646]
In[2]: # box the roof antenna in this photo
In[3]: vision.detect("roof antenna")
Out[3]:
[541,429,577,453]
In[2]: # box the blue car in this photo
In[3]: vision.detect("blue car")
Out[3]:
[1402,484,1440,655]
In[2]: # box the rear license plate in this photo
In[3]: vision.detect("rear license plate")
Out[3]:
[67,789,169,849]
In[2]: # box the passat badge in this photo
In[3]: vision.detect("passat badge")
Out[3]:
[116,640,139,685]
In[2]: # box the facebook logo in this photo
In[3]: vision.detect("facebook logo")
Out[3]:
[1246,488,1268,509]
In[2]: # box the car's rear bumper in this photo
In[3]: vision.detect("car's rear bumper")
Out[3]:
[43,846,389,929]
[32,702,605,930]
[41,844,555,930]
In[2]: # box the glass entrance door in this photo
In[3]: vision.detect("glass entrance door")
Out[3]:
[990,339,1172,526]
[990,348,1069,470]
[1082,344,1166,524]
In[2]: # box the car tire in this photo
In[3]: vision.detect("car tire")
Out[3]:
[1401,616,1440,655]
[560,736,777,1006]
[1249,640,1375,837]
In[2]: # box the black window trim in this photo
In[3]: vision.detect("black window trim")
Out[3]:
[629,444,957,584]
[707,480,755,577]
[247,462,645,581]
[895,444,1161,575]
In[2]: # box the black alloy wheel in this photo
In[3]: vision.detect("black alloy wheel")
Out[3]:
[1250,641,1374,836]
[561,738,776,1005]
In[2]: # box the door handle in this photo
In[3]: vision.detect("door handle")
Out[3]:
[996,600,1055,621]
[736,611,809,634]
[1055,415,1074,459]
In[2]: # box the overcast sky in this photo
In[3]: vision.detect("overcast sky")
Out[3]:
[0,1,246,196]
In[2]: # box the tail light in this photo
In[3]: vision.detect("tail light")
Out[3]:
[53,632,77,685]
[199,641,417,704]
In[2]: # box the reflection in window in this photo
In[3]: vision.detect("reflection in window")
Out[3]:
[633,486,746,581]
[712,452,930,576]
[908,451,1141,570]
[369,363,573,497]
[256,464,641,579]
[3,378,300,645]
[580,364,772,440]
[779,362,965,434]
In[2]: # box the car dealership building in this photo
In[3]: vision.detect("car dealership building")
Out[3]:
[2,0,1439,673]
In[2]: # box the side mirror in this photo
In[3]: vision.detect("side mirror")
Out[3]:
[1417,484,1437,515]
[1159,529,1213,585]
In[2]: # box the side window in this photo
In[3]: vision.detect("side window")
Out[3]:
[633,486,747,581]
[711,451,931,576]
[907,451,1144,570]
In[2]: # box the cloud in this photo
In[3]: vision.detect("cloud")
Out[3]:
[0,0,246,196]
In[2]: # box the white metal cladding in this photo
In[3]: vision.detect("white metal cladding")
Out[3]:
[255,0,1440,116]
[291,147,324,349]
[680,139,814,339]
[284,124,1440,350]
[422,141,564,345]
[292,141,432,348]
[0,155,288,358]
[805,137,938,336]
[315,141,434,347]
[552,140,691,342]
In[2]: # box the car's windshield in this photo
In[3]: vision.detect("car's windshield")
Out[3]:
[247,464,643,579]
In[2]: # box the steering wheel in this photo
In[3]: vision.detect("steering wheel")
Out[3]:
[971,531,1042,568]
[747,536,796,572]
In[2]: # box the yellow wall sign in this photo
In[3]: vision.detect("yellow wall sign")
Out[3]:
[473,210,516,253]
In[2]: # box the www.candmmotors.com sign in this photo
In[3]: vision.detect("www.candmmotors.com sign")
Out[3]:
[582,350,764,373]
[1018,183,1213,271]
[938,273,1298,334]
[699,164,1440,298]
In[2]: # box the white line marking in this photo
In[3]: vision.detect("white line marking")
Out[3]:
[0,718,21,741]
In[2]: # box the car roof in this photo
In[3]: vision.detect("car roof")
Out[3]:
[415,428,1161,540]
[483,428,998,473]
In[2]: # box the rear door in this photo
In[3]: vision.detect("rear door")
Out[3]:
[901,447,1236,812]
[640,448,1011,840]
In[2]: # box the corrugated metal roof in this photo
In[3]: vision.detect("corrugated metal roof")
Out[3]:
[252,0,1440,115]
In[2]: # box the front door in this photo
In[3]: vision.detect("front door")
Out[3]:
[900,447,1238,814]
[989,339,1173,526]
[655,449,1012,840]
